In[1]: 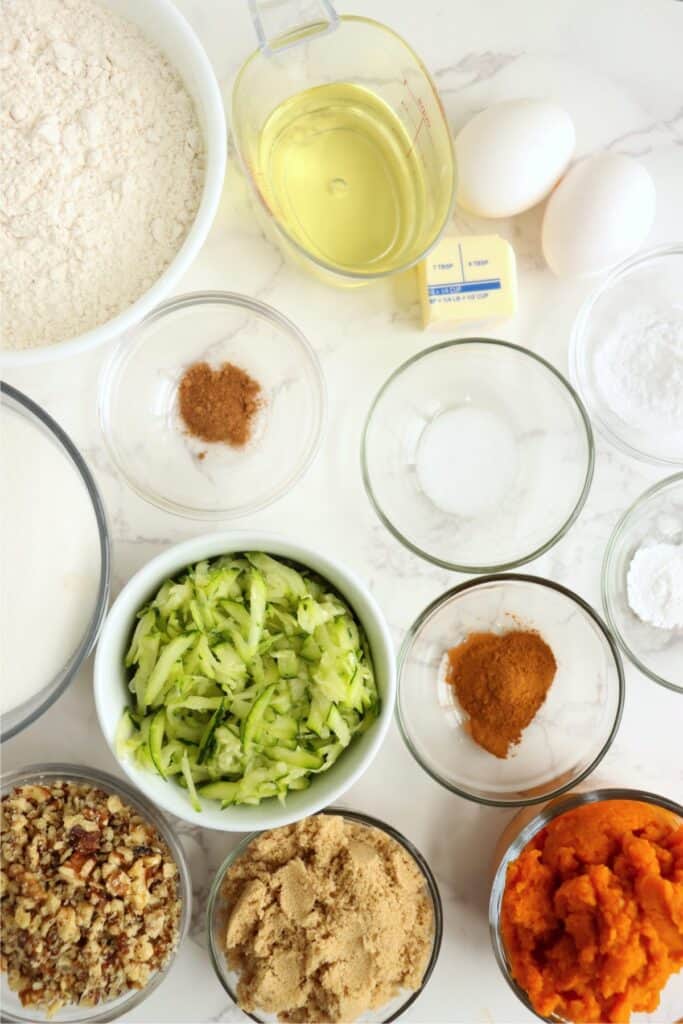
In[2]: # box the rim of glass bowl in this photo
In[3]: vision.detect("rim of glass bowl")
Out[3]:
[397,574,626,807]
[602,472,683,694]
[569,244,683,468]
[489,787,683,1023]
[0,763,192,1024]
[361,338,595,574]
[0,383,111,742]
[206,807,444,1024]
[98,291,327,521]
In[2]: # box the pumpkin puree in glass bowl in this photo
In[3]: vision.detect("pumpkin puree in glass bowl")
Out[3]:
[501,799,683,1023]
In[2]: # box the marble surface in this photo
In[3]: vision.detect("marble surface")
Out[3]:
[3,0,683,1021]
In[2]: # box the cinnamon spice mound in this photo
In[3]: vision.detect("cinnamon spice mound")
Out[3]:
[178,361,263,447]
[447,630,557,758]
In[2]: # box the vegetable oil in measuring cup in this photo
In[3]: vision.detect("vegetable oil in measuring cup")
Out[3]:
[256,83,427,275]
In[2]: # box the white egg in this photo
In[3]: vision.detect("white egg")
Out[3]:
[455,99,575,218]
[542,153,656,278]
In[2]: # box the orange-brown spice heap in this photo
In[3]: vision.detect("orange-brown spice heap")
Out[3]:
[447,630,557,758]
[178,361,262,447]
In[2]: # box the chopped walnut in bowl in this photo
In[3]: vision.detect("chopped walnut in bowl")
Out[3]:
[0,765,190,1023]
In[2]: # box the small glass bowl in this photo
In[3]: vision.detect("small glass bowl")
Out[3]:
[489,788,683,1023]
[570,245,683,466]
[99,292,325,520]
[0,384,111,742]
[397,575,624,806]
[602,473,683,694]
[362,339,594,573]
[206,808,443,1023]
[0,763,191,1023]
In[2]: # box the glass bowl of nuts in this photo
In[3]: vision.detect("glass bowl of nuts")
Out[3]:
[0,763,191,1023]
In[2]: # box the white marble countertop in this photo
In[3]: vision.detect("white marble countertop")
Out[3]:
[3,1,683,1021]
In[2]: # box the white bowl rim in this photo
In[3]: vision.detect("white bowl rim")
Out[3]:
[94,531,396,831]
[0,0,226,368]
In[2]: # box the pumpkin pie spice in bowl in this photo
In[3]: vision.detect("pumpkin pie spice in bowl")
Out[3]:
[397,575,624,806]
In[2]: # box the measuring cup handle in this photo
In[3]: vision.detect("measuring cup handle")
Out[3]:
[247,0,339,54]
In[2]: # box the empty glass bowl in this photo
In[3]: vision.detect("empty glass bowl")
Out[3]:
[206,808,443,1023]
[99,292,325,519]
[570,245,683,466]
[0,763,191,1023]
[362,339,594,573]
[602,473,683,694]
[397,575,624,806]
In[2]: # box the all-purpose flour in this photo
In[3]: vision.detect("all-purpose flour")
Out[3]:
[0,0,205,350]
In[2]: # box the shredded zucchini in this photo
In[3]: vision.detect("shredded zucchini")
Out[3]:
[119,553,379,810]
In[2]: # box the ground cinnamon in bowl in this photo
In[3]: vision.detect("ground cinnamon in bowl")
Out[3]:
[178,361,263,447]
[446,630,557,758]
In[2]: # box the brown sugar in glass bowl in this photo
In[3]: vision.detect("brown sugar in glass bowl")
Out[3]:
[206,808,443,1024]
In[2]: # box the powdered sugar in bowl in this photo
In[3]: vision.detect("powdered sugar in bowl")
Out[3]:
[603,473,683,694]
[570,245,683,466]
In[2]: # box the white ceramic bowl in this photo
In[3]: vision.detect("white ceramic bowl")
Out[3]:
[94,532,396,831]
[0,0,226,367]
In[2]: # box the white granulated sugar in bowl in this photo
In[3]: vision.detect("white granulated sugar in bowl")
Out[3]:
[0,0,205,351]
[0,406,102,716]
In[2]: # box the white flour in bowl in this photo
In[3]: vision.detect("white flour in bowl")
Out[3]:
[0,0,205,351]
[0,407,102,715]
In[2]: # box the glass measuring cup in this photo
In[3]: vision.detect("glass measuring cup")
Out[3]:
[232,0,455,285]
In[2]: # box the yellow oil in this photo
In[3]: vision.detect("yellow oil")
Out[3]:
[256,83,427,274]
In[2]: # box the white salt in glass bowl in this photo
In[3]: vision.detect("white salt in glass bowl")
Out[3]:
[94,531,395,832]
[602,473,683,694]
[362,339,594,573]
[0,0,226,367]
[570,245,683,466]
[398,575,624,806]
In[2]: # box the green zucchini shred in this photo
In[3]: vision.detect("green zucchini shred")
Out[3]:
[119,553,379,811]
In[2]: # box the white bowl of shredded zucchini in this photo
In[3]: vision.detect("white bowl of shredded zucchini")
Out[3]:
[94,533,395,830]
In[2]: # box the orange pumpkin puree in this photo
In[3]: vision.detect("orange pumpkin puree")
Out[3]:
[501,800,683,1023]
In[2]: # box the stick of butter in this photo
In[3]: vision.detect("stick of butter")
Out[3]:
[418,235,517,327]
